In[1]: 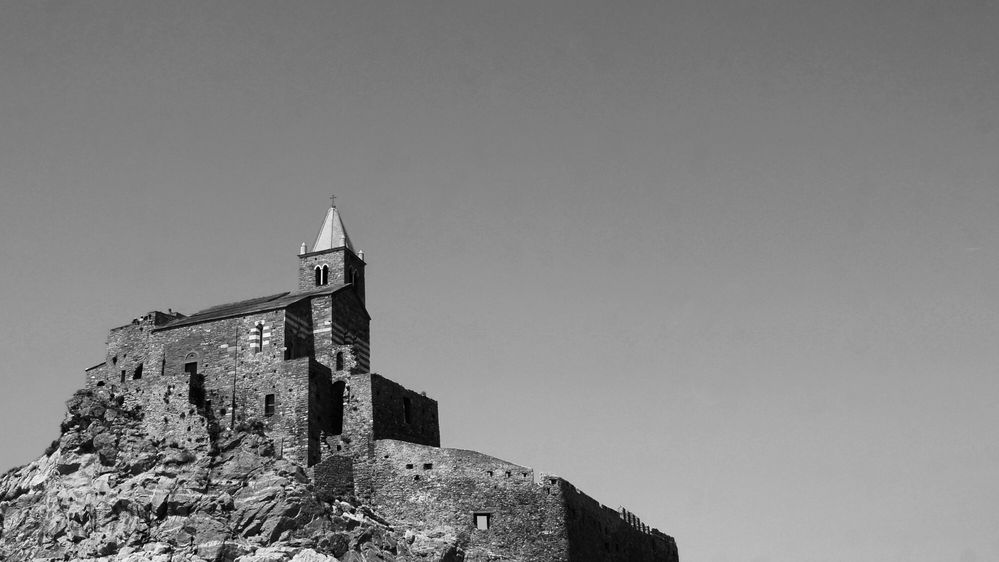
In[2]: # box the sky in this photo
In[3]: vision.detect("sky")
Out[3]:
[1,1,998,561]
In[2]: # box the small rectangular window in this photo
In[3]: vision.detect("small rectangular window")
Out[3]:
[264,394,275,416]
[474,513,491,530]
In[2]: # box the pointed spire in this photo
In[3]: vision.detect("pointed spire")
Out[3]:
[312,204,355,253]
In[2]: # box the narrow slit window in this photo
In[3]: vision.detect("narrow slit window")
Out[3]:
[264,394,276,416]
[252,323,264,354]
[403,396,413,424]
[335,351,344,371]
[132,363,143,380]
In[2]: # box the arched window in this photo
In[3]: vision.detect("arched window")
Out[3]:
[314,266,322,286]
[321,265,330,286]
[335,351,344,371]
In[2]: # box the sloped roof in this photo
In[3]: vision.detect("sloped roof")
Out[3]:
[312,206,354,253]
[154,284,349,330]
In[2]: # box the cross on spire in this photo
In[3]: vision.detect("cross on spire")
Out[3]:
[330,194,336,208]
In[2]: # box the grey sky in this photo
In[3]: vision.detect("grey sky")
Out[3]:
[1,2,997,561]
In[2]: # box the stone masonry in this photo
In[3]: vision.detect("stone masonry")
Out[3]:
[82,205,678,561]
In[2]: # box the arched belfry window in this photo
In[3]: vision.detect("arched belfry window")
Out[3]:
[321,265,330,286]
[315,266,322,286]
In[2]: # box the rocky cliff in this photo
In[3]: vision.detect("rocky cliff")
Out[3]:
[0,389,466,561]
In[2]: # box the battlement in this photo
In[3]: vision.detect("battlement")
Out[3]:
[539,474,677,560]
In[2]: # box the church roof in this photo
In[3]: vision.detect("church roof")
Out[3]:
[154,284,350,330]
[312,206,354,253]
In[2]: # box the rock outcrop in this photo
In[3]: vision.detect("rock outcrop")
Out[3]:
[0,389,464,561]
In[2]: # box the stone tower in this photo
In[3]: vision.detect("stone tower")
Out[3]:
[298,205,366,303]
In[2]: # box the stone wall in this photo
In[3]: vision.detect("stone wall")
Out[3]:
[79,302,679,560]
[309,292,370,375]
[341,249,366,304]
[331,292,370,373]
[298,249,347,291]
[86,309,321,465]
[158,312,286,432]
[370,375,439,447]
[551,476,679,562]
[297,247,366,303]
[84,316,211,454]
[365,440,568,561]
[284,299,314,360]
[90,314,162,390]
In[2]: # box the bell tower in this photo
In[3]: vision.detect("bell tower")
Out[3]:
[298,202,366,302]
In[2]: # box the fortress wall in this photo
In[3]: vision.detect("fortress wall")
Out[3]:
[306,362,340,464]
[311,454,356,501]
[370,375,440,447]
[364,440,568,561]
[93,316,161,389]
[314,373,440,495]
[544,476,678,562]
[84,316,205,451]
[335,373,375,457]
[312,372,377,498]
[83,319,209,452]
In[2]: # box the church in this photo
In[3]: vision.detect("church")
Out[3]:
[83,205,678,561]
